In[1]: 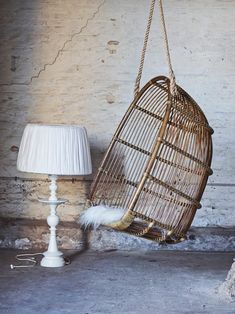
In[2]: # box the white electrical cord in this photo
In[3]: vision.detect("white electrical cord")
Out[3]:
[10,253,70,269]
[10,253,43,269]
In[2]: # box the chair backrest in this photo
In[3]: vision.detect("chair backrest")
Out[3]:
[90,76,213,238]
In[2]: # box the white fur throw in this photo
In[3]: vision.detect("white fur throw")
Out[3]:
[80,205,125,229]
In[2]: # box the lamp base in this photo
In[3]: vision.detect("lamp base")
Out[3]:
[38,175,68,268]
[40,251,65,268]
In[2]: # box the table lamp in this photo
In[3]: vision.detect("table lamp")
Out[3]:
[17,123,92,267]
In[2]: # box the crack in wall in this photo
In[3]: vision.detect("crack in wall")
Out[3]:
[0,0,105,87]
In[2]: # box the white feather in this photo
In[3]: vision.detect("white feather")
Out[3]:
[80,205,125,229]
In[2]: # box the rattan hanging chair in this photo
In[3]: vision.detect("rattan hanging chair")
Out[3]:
[81,0,213,244]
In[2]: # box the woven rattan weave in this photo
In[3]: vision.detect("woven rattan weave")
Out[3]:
[87,0,213,244]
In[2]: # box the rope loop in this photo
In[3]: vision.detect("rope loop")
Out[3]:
[169,69,177,96]
[134,0,177,98]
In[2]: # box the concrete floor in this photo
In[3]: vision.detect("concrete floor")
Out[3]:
[0,249,234,314]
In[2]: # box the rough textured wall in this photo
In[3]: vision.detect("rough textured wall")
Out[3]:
[0,0,234,249]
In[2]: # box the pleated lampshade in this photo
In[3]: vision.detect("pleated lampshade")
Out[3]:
[17,124,92,175]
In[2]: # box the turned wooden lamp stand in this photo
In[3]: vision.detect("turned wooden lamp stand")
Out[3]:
[38,175,68,267]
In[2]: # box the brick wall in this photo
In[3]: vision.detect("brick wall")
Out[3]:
[0,0,234,249]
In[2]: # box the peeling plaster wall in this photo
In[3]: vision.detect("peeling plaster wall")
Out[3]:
[0,0,234,249]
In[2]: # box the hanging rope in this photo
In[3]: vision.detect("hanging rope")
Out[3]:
[134,0,156,98]
[158,0,177,95]
[134,0,177,97]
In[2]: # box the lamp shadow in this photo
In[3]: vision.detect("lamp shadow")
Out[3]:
[64,178,93,263]
[65,227,91,263]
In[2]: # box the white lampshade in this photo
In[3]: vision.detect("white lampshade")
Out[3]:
[17,123,92,175]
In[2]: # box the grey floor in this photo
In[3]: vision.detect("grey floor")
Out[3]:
[0,249,234,314]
